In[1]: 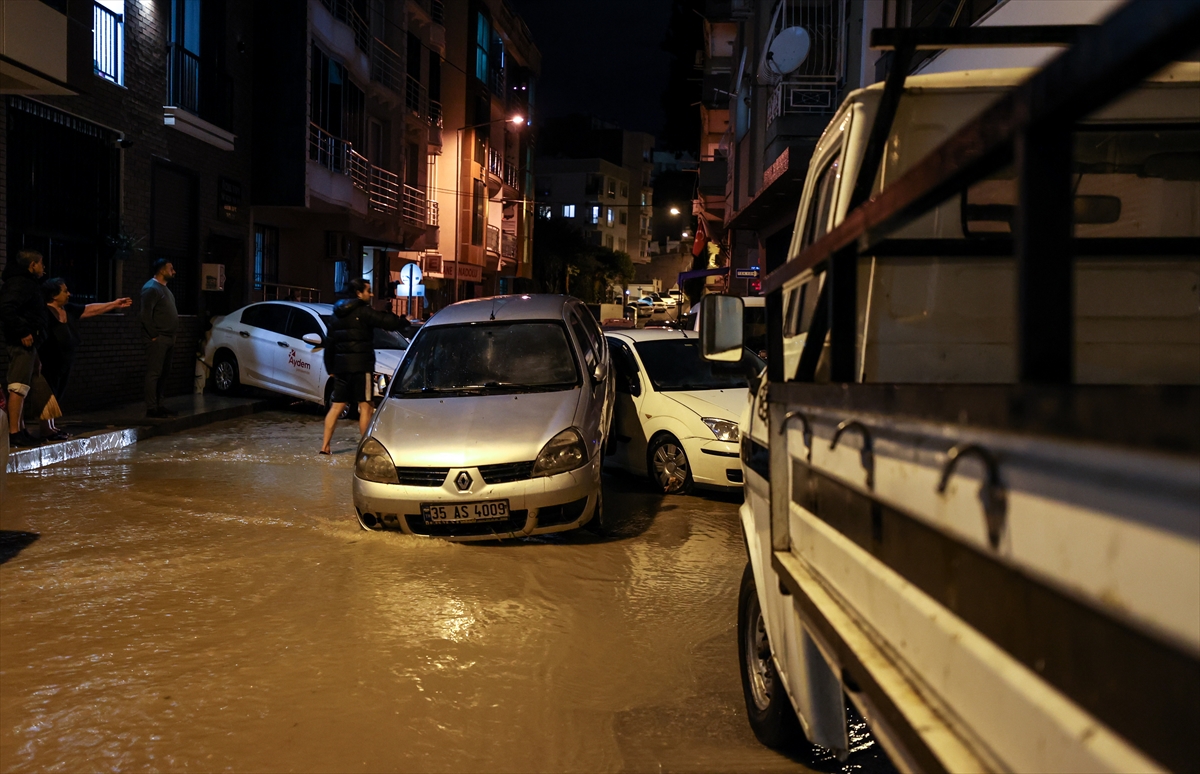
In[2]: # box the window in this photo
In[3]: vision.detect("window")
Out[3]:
[537,204,552,219]
[801,150,842,248]
[94,1,124,86]
[285,309,323,340]
[641,192,650,206]
[618,237,627,252]
[253,225,279,289]
[471,179,486,245]
[334,260,350,293]
[590,205,600,225]
[241,303,291,334]
[606,178,616,198]
[619,182,628,198]
[618,210,627,226]
[606,208,615,227]
[605,234,614,249]
[474,12,491,82]
[568,312,599,373]
[585,174,603,196]
[167,0,202,112]
[562,204,576,218]
[609,339,641,395]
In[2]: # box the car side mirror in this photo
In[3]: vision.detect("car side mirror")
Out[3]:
[302,333,324,348]
[592,361,609,384]
[699,294,744,362]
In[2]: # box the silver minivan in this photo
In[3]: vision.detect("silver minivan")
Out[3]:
[352,295,614,540]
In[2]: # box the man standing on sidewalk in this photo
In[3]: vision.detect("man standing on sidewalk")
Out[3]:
[0,250,47,448]
[141,259,179,418]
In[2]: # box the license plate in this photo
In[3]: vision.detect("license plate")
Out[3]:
[421,500,510,524]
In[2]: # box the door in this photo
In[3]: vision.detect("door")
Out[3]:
[607,338,649,472]
[281,307,327,401]
[236,303,291,388]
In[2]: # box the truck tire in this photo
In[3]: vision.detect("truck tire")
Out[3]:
[738,561,805,750]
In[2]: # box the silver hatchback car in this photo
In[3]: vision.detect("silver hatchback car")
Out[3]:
[353,295,614,540]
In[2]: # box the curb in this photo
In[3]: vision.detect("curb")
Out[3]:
[5,399,273,474]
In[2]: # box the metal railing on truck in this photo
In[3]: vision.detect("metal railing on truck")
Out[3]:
[755,2,1200,771]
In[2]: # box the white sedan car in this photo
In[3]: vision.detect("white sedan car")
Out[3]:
[604,328,763,493]
[202,301,408,407]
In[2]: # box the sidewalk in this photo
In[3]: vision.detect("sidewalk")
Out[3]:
[4,393,273,474]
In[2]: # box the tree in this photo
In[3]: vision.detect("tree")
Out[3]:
[531,218,634,302]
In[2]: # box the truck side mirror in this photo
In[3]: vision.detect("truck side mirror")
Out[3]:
[699,294,744,362]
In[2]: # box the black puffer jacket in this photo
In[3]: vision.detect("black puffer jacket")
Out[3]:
[324,298,409,374]
[0,272,46,348]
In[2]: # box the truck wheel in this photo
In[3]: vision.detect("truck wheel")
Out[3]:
[212,352,240,395]
[738,562,805,750]
[648,434,693,495]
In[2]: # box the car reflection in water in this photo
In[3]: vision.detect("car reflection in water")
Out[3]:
[353,295,615,540]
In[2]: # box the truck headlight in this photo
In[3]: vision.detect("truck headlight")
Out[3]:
[532,428,588,477]
[702,418,740,442]
[355,437,399,484]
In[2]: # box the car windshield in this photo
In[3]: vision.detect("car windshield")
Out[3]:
[634,339,764,392]
[391,322,579,396]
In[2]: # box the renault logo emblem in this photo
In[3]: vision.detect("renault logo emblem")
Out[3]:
[455,471,473,491]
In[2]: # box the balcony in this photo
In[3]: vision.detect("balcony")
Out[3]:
[166,43,200,115]
[405,74,426,118]
[486,224,500,254]
[503,160,520,190]
[165,43,235,148]
[401,183,427,225]
[320,0,370,54]
[93,2,122,85]
[427,199,439,227]
[309,122,412,216]
[487,147,504,179]
[370,37,403,96]
[501,231,517,259]
[489,66,505,98]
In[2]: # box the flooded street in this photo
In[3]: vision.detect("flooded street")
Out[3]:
[1,411,886,773]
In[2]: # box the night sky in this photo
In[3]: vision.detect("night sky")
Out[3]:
[507,0,675,140]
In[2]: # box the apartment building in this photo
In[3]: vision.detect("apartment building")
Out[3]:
[534,117,654,263]
[1,0,256,410]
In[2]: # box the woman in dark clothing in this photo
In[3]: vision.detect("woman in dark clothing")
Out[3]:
[38,277,131,439]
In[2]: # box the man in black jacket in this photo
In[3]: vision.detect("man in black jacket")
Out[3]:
[0,250,47,448]
[320,278,409,454]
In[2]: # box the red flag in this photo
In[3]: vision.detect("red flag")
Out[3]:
[692,216,708,258]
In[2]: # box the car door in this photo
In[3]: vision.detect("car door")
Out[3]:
[567,306,610,461]
[279,307,327,401]
[239,303,292,388]
[606,337,649,472]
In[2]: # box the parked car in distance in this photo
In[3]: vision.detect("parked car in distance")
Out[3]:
[203,301,408,408]
[638,296,668,321]
[626,302,652,327]
[604,328,763,494]
[353,294,615,540]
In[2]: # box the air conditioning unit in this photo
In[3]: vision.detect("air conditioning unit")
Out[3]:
[201,263,226,291]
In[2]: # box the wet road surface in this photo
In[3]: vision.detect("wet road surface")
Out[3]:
[1,410,890,772]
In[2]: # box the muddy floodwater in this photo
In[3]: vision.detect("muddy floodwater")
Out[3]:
[1,411,887,772]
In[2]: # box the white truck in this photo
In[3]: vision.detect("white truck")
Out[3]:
[701,14,1199,773]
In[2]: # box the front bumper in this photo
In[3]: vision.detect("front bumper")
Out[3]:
[687,438,743,489]
[352,454,601,541]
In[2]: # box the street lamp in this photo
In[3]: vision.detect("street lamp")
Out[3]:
[669,206,681,215]
[452,115,528,303]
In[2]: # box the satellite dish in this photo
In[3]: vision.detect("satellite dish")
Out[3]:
[766,26,811,76]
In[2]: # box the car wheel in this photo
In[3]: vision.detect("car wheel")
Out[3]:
[212,352,240,395]
[648,434,693,495]
[738,562,806,750]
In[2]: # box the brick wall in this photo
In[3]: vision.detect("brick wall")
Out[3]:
[2,0,255,412]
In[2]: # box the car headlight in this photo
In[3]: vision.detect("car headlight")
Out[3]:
[355,437,399,484]
[702,417,740,442]
[532,428,589,477]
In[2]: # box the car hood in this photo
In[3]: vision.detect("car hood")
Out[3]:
[373,348,405,375]
[371,389,583,467]
[660,388,747,422]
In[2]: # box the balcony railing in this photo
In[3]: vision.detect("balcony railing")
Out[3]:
[427,199,439,227]
[309,122,350,173]
[320,0,370,54]
[501,231,517,259]
[431,0,445,25]
[486,224,500,253]
[401,184,427,225]
[370,37,404,95]
[487,147,504,178]
[369,164,400,212]
[428,99,443,128]
[93,2,122,85]
[260,283,321,303]
[503,160,520,189]
[166,43,200,114]
[405,74,425,117]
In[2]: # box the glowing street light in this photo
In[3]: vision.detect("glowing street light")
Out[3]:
[669,207,681,215]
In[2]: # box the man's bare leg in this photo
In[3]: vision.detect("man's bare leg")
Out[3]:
[321,402,346,453]
[357,401,373,438]
[7,391,24,434]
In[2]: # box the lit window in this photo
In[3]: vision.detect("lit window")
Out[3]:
[474,12,491,82]
[607,178,616,198]
[606,208,615,227]
[94,1,125,86]
[537,204,552,219]
[562,204,576,218]
[590,205,600,224]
